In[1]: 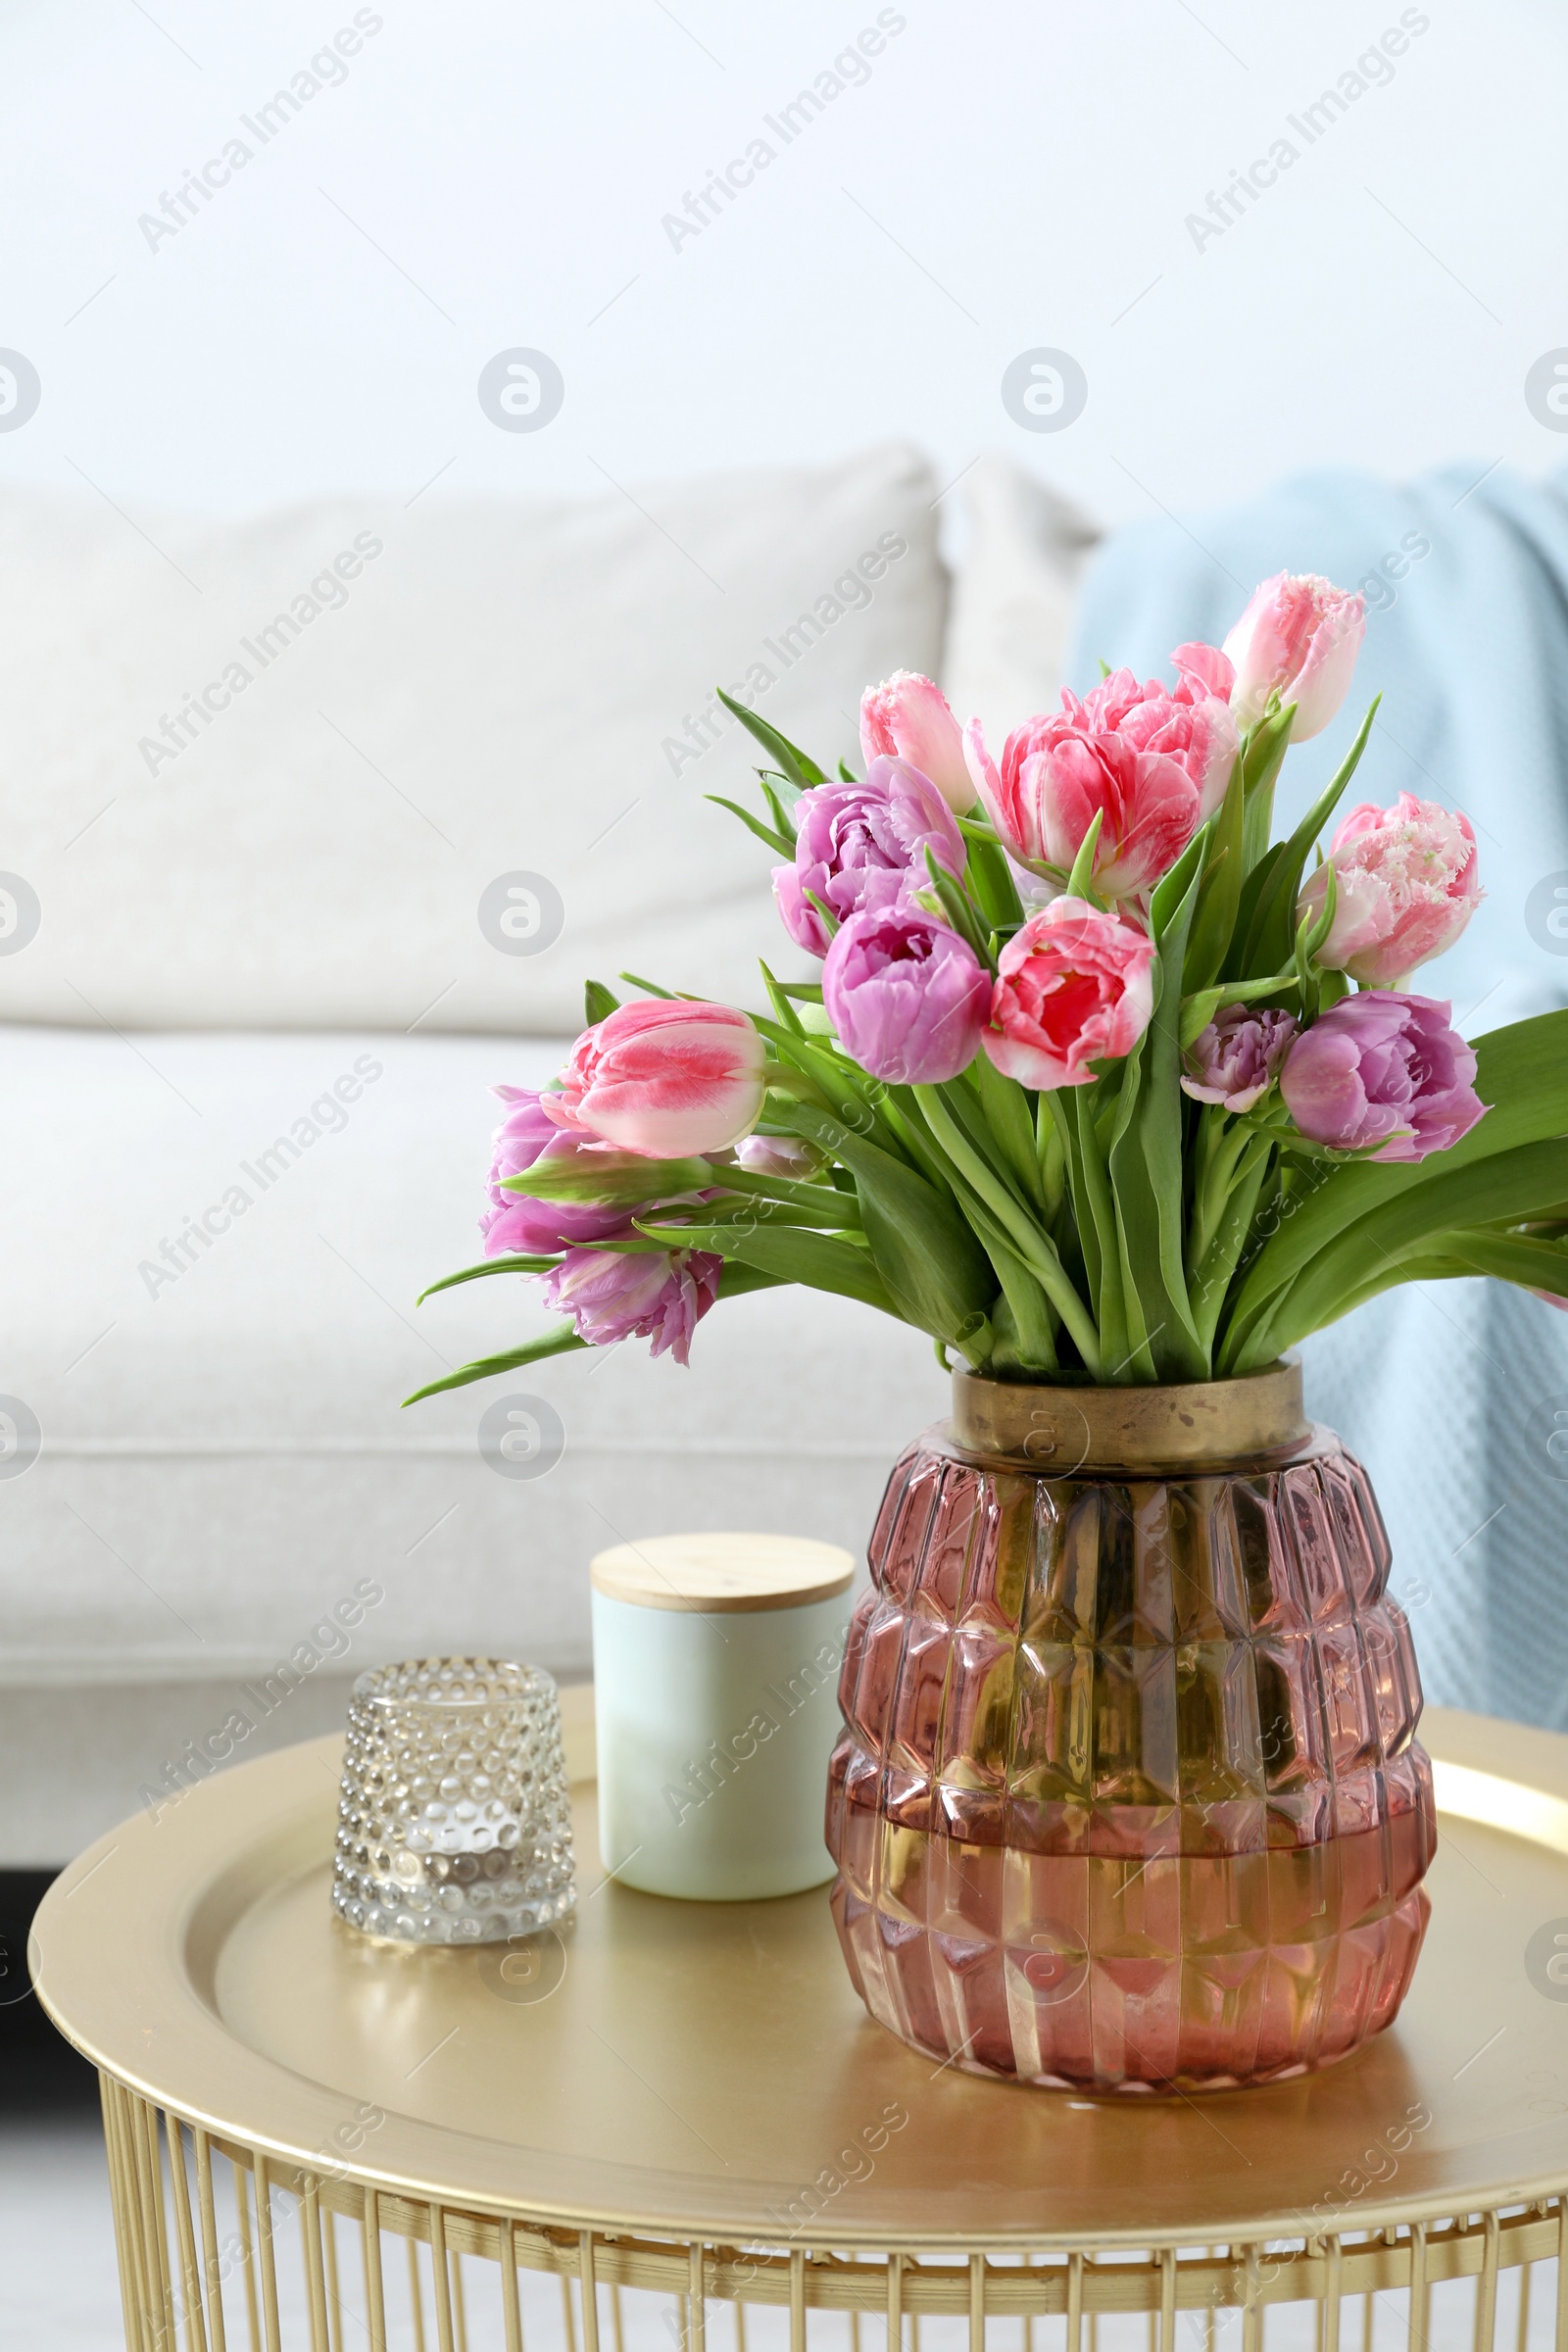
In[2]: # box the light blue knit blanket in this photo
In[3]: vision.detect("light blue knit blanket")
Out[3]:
[1067,464,1568,1727]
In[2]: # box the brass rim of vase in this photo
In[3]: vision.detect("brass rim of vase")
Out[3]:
[949,1356,1307,1474]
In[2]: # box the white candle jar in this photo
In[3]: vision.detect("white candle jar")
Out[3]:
[590,1532,856,1901]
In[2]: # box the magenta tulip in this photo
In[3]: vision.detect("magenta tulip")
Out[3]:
[1280,992,1486,1162]
[822,906,990,1084]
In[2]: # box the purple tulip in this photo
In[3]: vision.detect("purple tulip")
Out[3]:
[822,906,991,1084]
[481,1087,638,1256]
[773,757,965,957]
[1280,991,1487,1162]
[1181,1005,1298,1113]
[541,1246,722,1365]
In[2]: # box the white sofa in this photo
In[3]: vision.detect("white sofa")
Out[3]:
[0,446,1099,1862]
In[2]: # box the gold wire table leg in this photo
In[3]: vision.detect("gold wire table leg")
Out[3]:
[690,2243,708,2352]
[969,2253,986,2352]
[563,2272,580,2352]
[580,2232,602,2352]
[452,2247,469,2352]
[1408,2223,1427,2352]
[302,2174,332,2352]
[1556,2201,1568,2352]
[101,2076,148,2352]
[1519,2255,1534,2352]
[1068,2252,1085,2352]
[135,2093,177,2352]
[612,2279,625,2352]
[362,2187,387,2352]
[888,2252,905,2352]
[1243,2245,1262,2352]
[1325,2240,1344,2352]
[501,2220,523,2352]
[407,2236,428,2352]
[233,2148,261,2352]
[166,2112,210,2352]
[735,2294,746,2352]
[1477,2211,1501,2352]
[1161,2249,1177,2352]
[429,2204,457,2352]
[192,2130,228,2352]
[252,2155,284,2352]
[790,2247,807,2352]
[322,2208,343,2352]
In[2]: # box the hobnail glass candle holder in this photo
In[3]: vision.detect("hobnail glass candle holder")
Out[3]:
[332,1658,575,1945]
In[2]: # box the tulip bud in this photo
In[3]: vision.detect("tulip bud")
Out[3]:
[859,671,973,813]
[542,1002,765,1159]
[1223,573,1365,740]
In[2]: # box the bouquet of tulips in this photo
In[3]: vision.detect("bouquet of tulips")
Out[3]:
[411,571,1568,1402]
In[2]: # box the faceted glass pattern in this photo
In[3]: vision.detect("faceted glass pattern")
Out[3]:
[826,1427,1435,2091]
[333,1658,575,1944]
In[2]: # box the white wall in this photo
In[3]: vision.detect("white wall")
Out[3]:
[1,0,1563,527]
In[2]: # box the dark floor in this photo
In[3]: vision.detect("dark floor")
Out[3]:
[0,1871,102,2114]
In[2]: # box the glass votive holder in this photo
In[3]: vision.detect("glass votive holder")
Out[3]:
[331,1658,575,1945]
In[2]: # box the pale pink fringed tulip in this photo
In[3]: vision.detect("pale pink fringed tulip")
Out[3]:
[859,670,973,812]
[1223,572,1365,739]
[1298,793,1481,987]
[543,1001,765,1159]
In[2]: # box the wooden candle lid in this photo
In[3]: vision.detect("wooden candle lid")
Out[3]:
[589,1532,856,1614]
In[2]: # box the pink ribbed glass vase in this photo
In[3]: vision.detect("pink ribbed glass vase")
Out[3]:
[826,1362,1435,2093]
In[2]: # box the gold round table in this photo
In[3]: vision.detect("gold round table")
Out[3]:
[29,1690,1568,2352]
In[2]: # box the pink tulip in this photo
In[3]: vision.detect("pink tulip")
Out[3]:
[542,1001,765,1159]
[1280,991,1486,1162]
[1298,793,1481,988]
[541,1246,721,1366]
[1223,572,1365,740]
[859,671,973,813]
[983,897,1155,1090]
[962,658,1237,900]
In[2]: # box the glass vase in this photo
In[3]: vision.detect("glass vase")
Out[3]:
[826,1361,1435,2092]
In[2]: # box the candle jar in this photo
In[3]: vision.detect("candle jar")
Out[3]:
[332,1657,575,1944]
[591,1533,855,1901]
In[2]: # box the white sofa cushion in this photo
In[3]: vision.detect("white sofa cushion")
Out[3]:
[942,458,1101,740]
[0,1023,946,1715]
[0,445,945,1033]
